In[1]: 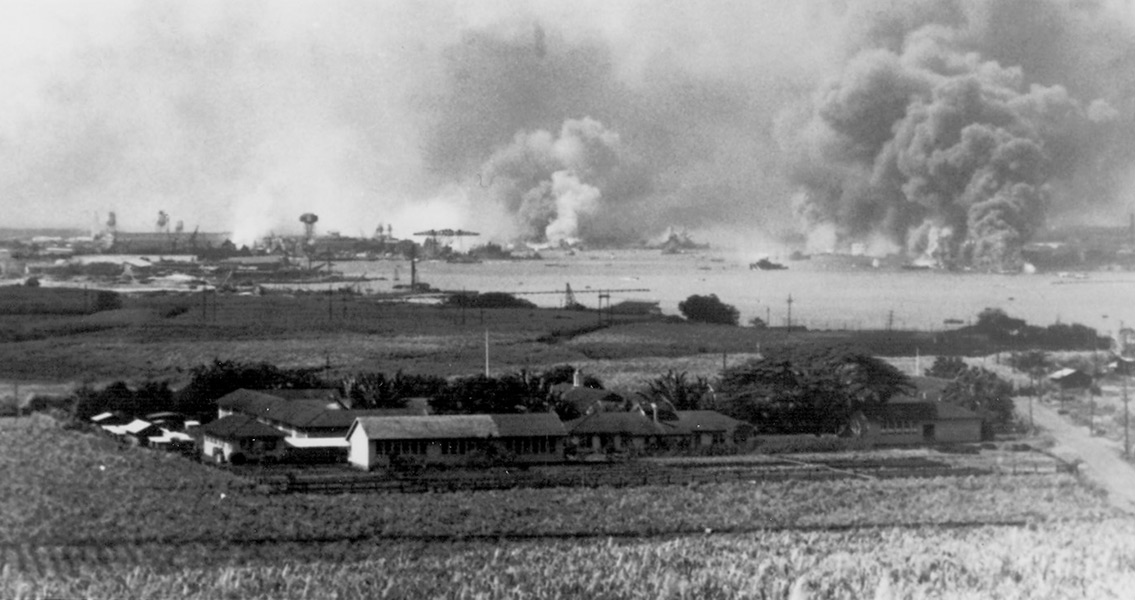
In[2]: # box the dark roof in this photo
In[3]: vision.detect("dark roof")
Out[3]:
[200,415,286,440]
[859,402,938,422]
[566,412,680,436]
[296,408,423,430]
[934,403,982,421]
[144,411,186,423]
[262,389,343,403]
[673,411,746,433]
[487,413,568,437]
[860,401,980,422]
[352,415,496,440]
[349,414,567,440]
[552,385,625,415]
[218,388,406,431]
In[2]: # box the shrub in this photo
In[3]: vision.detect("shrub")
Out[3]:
[925,356,967,379]
[678,294,739,325]
[444,292,536,309]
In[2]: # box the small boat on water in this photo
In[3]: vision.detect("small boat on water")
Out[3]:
[750,258,787,270]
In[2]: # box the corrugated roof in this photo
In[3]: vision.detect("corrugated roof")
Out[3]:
[353,415,498,439]
[566,412,679,436]
[350,414,568,440]
[218,389,414,431]
[673,411,745,433]
[553,386,625,415]
[488,413,568,437]
[201,414,286,440]
[859,402,937,422]
[934,402,982,421]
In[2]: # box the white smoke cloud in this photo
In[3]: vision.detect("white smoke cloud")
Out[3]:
[545,171,601,243]
[480,117,632,242]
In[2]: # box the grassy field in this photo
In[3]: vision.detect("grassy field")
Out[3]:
[0,288,1007,386]
[3,414,1134,598]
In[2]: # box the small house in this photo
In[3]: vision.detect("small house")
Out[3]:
[1048,368,1093,390]
[346,413,567,470]
[108,419,163,447]
[851,400,982,445]
[200,414,287,464]
[147,429,196,454]
[1110,355,1135,377]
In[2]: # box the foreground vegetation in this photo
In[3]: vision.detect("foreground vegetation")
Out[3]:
[5,521,1135,599]
[4,414,1134,598]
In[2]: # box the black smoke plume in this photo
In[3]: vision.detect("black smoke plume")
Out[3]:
[781,0,1135,269]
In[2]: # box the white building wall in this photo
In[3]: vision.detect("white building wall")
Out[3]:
[347,428,375,470]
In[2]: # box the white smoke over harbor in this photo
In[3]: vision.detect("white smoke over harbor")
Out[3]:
[479,117,634,243]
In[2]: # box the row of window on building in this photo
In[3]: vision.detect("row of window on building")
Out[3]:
[879,421,921,434]
[374,437,556,456]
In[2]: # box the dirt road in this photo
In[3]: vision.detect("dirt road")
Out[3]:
[1027,398,1135,514]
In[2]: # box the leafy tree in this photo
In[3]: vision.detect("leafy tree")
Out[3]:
[445,292,536,309]
[748,317,768,329]
[538,364,603,389]
[1009,350,1052,380]
[71,380,174,420]
[678,294,739,325]
[339,371,446,409]
[975,307,1027,339]
[942,367,1016,438]
[925,356,967,379]
[429,365,606,416]
[717,345,913,434]
[173,359,328,419]
[430,374,549,415]
[640,370,714,411]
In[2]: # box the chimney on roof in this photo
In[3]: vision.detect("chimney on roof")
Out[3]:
[572,368,582,387]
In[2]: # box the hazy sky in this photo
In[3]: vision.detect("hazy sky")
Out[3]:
[3,0,1134,254]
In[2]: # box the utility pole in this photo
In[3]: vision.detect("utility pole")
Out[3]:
[887,309,894,332]
[786,294,793,330]
[1124,375,1130,457]
[484,329,490,377]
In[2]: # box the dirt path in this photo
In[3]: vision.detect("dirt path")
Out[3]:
[1027,399,1135,514]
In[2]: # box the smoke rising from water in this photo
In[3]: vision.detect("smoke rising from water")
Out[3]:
[782,0,1135,267]
[2,1,1134,258]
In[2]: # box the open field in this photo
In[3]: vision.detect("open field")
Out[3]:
[0,288,1035,385]
[4,414,1135,598]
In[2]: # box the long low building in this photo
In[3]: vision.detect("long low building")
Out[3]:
[347,414,567,470]
[566,410,751,454]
